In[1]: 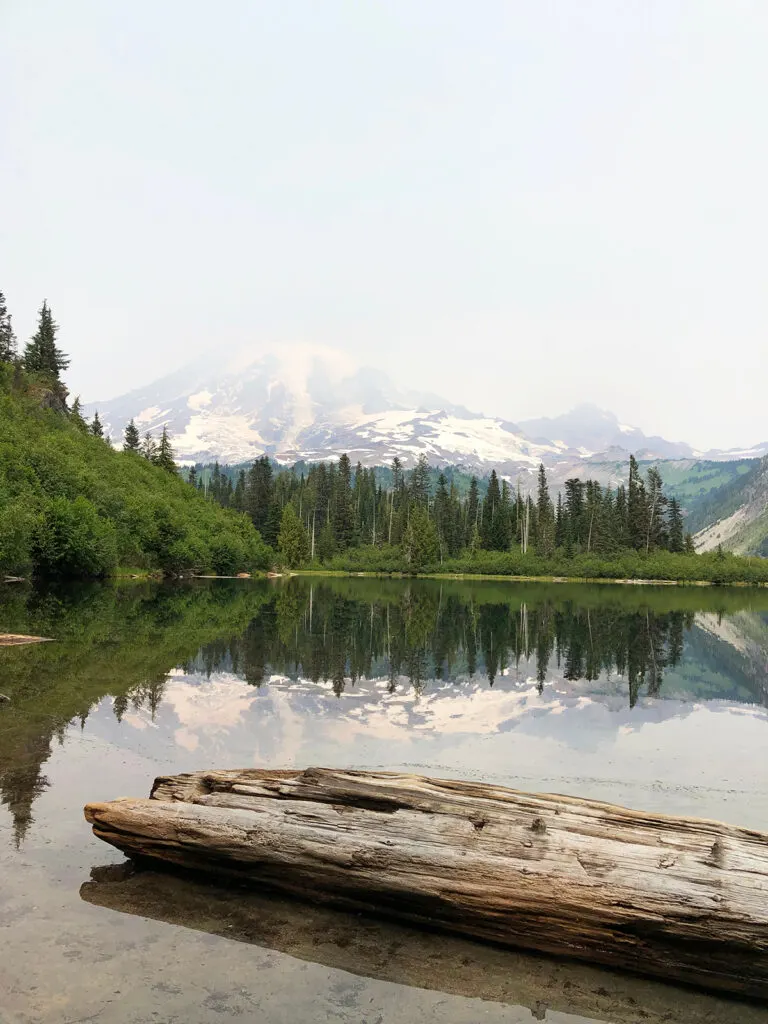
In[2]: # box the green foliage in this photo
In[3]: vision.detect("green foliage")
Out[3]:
[23,301,69,379]
[32,496,118,578]
[156,425,176,473]
[123,418,140,452]
[402,506,440,569]
[277,503,309,568]
[0,364,273,578]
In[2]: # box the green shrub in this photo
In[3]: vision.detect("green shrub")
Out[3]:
[32,496,118,578]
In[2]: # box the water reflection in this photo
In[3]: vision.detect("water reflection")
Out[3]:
[78,862,768,1024]
[2,577,768,845]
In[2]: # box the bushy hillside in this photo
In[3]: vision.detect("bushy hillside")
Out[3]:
[693,456,768,556]
[0,364,272,578]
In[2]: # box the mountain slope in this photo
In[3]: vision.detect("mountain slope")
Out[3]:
[91,345,758,479]
[519,404,696,460]
[693,456,768,555]
[88,345,586,475]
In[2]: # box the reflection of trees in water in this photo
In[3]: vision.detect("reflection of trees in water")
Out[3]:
[195,583,693,708]
[1,578,762,847]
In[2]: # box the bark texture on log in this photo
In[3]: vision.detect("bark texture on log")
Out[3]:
[84,768,768,997]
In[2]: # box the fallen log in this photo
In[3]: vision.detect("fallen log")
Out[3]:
[0,632,53,646]
[84,767,768,998]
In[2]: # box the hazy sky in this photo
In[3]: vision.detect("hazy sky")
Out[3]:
[2,1,767,449]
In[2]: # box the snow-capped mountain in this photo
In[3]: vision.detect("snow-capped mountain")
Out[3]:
[87,345,767,475]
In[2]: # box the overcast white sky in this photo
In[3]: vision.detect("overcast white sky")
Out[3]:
[2,1,767,449]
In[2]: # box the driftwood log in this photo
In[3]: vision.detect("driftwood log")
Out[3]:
[84,768,768,998]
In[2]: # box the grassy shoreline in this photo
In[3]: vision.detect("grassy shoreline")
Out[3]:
[291,569,767,587]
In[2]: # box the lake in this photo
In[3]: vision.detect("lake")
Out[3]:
[1,577,767,1024]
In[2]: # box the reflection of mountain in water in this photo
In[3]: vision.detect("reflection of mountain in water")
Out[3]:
[2,577,768,845]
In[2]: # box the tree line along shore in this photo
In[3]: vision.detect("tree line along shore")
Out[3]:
[1,291,766,584]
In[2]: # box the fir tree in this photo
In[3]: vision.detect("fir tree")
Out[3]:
[410,454,430,509]
[277,503,309,568]
[188,466,198,488]
[0,291,17,362]
[69,396,87,430]
[24,301,69,379]
[627,455,647,550]
[232,469,246,511]
[245,456,273,534]
[668,497,685,553]
[91,411,104,437]
[123,418,140,452]
[333,454,355,549]
[403,505,439,569]
[141,432,157,462]
[644,466,667,552]
[465,477,479,547]
[156,426,176,473]
[535,464,555,557]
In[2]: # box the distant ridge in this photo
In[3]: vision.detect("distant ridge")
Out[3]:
[87,345,768,479]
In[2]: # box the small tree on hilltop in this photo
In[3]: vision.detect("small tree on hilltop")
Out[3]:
[123,419,140,452]
[0,291,17,362]
[278,503,309,568]
[24,301,69,379]
[156,425,177,473]
[91,411,104,437]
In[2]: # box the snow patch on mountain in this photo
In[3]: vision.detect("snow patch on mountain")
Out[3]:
[87,345,765,476]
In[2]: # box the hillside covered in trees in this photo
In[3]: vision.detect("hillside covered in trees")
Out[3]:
[0,293,271,579]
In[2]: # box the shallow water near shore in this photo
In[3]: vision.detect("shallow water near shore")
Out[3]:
[1,577,767,1023]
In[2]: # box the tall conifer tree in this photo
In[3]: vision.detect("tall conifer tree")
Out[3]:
[24,301,69,378]
[123,418,140,452]
[156,426,177,473]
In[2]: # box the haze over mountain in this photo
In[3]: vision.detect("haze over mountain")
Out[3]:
[89,346,768,477]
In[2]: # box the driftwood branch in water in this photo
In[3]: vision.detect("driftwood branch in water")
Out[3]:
[84,767,768,998]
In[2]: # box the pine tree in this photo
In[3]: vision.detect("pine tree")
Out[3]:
[141,432,157,462]
[0,291,17,362]
[24,301,69,378]
[277,504,309,568]
[232,469,246,511]
[91,411,104,437]
[333,454,355,549]
[668,497,685,553]
[465,477,479,547]
[156,426,176,473]
[402,505,439,569]
[69,396,87,430]
[410,454,430,509]
[188,466,198,488]
[245,456,273,534]
[123,418,140,452]
[535,464,555,557]
[627,455,647,550]
[644,466,667,552]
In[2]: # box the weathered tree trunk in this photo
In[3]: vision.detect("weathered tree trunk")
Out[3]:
[84,768,768,998]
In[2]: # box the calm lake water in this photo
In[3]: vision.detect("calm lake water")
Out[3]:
[1,577,767,1024]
